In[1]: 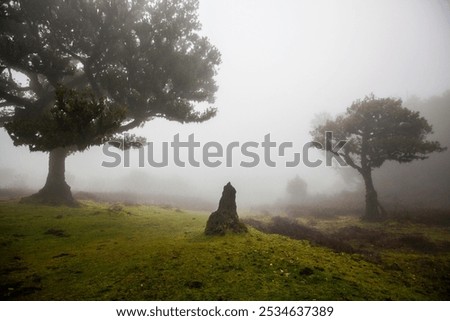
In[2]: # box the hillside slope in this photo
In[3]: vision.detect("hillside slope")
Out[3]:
[0,201,448,300]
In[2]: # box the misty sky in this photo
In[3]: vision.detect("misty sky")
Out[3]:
[1,0,450,206]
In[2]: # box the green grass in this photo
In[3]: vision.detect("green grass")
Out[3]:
[0,201,449,300]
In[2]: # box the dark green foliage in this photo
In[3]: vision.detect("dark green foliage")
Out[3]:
[5,86,126,151]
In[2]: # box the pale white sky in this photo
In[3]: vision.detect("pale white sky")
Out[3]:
[1,0,450,205]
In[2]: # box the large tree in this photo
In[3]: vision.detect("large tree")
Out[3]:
[311,95,445,221]
[0,0,221,205]
[5,86,126,205]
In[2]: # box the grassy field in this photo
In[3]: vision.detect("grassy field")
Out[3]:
[1,200,449,300]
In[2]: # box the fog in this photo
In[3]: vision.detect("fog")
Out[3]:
[1,0,450,208]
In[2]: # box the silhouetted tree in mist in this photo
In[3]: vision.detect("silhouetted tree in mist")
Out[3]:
[286,175,308,204]
[311,95,446,221]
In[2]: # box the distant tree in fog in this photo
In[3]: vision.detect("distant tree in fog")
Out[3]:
[286,175,308,204]
[311,94,446,221]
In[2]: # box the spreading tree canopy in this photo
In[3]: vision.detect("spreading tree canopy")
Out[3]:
[311,95,446,220]
[0,0,221,205]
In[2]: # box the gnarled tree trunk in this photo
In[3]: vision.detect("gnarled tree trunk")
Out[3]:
[21,148,77,206]
[362,170,385,221]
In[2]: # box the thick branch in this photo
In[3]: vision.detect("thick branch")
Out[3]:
[0,89,35,108]
[0,101,12,107]
[26,72,46,97]
[14,86,31,92]
[115,118,144,133]
[338,151,363,174]
[52,34,87,64]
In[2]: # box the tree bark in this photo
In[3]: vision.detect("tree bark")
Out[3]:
[21,148,77,206]
[361,170,385,221]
